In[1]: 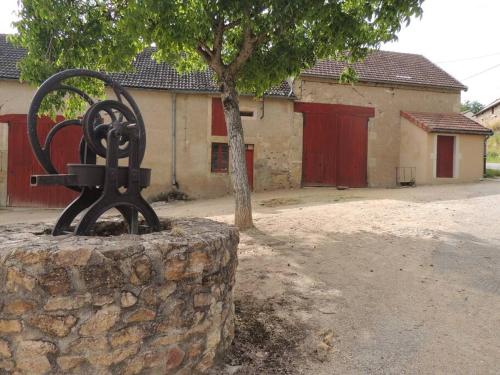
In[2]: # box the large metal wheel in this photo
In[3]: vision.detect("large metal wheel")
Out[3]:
[27,69,147,176]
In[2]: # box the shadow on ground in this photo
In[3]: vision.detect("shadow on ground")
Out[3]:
[219,224,500,374]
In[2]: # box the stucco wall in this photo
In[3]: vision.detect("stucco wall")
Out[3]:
[0,81,36,206]
[400,118,485,184]
[448,133,485,183]
[0,79,300,202]
[294,78,461,186]
[399,117,429,184]
[121,87,172,198]
[206,97,301,198]
[143,92,300,199]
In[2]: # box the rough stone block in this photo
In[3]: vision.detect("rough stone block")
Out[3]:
[28,314,77,337]
[6,268,35,292]
[15,340,57,374]
[68,336,109,354]
[44,293,91,311]
[0,339,11,358]
[130,256,152,285]
[3,299,35,315]
[194,293,214,307]
[0,319,22,334]
[79,305,120,336]
[109,326,144,348]
[123,308,156,323]
[120,292,137,308]
[82,264,124,291]
[57,355,85,371]
[165,345,185,371]
[39,268,71,295]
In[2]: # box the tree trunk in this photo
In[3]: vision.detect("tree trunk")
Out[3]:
[221,79,253,230]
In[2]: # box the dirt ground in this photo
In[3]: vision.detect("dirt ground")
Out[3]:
[1,181,500,374]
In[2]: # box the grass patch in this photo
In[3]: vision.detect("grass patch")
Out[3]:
[487,131,500,162]
[487,153,500,163]
[485,169,500,178]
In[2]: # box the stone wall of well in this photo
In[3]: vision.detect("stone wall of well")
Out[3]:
[0,218,238,374]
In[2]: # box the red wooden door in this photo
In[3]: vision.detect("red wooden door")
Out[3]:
[436,135,454,178]
[302,111,367,187]
[6,116,82,207]
[337,115,368,187]
[245,145,254,191]
[302,113,338,186]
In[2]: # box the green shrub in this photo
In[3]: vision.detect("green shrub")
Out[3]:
[485,169,500,178]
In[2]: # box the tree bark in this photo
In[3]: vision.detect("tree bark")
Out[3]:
[221,79,253,230]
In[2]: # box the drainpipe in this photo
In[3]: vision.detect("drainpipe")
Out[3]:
[484,134,490,177]
[171,93,178,188]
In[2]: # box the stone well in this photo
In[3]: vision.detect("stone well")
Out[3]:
[0,218,238,374]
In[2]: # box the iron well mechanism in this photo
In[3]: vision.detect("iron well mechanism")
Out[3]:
[28,69,160,236]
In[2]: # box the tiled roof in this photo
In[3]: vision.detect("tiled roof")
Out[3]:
[303,50,467,91]
[1,34,466,95]
[109,48,219,92]
[0,34,291,97]
[0,34,25,79]
[401,111,492,135]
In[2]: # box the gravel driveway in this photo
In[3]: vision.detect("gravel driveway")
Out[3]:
[1,181,499,374]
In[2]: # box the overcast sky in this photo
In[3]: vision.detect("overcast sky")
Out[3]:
[1,0,498,105]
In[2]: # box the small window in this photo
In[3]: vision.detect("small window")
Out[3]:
[240,110,254,117]
[211,143,229,173]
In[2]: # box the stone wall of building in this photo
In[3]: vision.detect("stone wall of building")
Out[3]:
[0,218,238,374]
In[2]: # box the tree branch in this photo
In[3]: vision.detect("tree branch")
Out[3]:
[213,18,224,65]
[196,41,225,77]
[224,19,241,30]
[196,43,213,64]
[227,26,267,76]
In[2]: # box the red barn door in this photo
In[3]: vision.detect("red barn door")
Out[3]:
[302,112,338,186]
[297,103,372,188]
[336,114,368,187]
[4,115,82,207]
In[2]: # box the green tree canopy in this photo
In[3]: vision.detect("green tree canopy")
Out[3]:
[12,0,424,229]
[461,100,484,114]
[12,0,424,94]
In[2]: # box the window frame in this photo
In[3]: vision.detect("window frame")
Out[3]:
[211,142,229,173]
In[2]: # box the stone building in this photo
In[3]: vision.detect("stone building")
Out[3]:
[474,98,500,129]
[0,34,492,207]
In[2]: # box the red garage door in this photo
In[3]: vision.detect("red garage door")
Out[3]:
[295,102,374,188]
[1,114,82,207]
